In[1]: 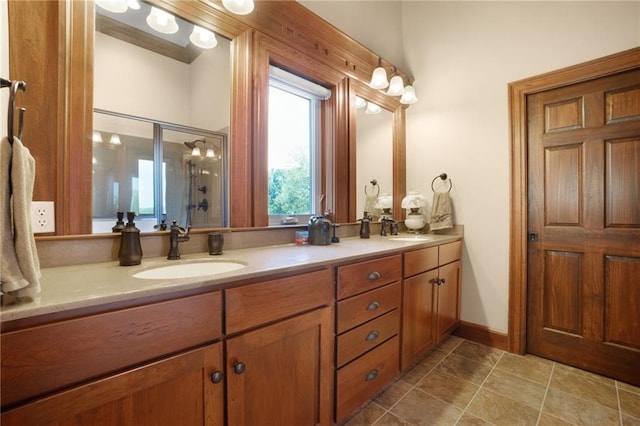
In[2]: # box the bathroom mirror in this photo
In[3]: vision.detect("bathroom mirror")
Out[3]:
[93,1,231,232]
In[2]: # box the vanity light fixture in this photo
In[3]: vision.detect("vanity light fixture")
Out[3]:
[146,7,179,34]
[369,58,389,90]
[109,134,122,145]
[374,193,393,218]
[365,102,382,115]
[400,84,418,105]
[191,144,202,157]
[387,75,405,96]
[355,96,367,109]
[222,0,255,15]
[127,0,141,10]
[92,131,104,144]
[95,0,128,13]
[205,146,215,158]
[190,25,218,49]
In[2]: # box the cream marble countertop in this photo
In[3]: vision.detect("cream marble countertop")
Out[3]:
[1,233,461,323]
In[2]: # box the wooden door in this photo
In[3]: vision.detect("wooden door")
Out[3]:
[0,343,225,426]
[401,269,437,369]
[436,260,462,343]
[527,68,640,385]
[226,306,333,426]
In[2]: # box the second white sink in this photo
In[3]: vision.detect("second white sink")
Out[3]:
[133,260,246,280]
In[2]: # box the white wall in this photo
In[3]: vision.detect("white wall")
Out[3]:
[301,1,640,333]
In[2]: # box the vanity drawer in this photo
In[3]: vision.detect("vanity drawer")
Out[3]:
[336,309,400,368]
[225,268,332,334]
[404,246,438,277]
[336,335,400,421]
[337,255,401,299]
[1,291,222,408]
[336,282,401,333]
[440,240,462,266]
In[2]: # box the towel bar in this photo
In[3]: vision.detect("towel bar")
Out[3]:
[431,173,452,193]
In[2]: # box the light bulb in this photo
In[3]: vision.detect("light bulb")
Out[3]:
[365,102,382,114]
[400,85,418,105]
[222,0,255,15]
[109,134,121,145]
[92,131,103,143]
[190,26,218,49]
[146,7,179,34]
[127,0,141,10]
[355,96,367,109]
[205,148,215,158]
[369,66,389,90]
[95,0,128,13]
[191,146,201,156]
[387,75,404,96]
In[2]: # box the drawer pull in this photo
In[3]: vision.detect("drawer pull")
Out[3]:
[439,278,446,285]
[365,330,380,342]
[233,361,246,375]
[367,271,381,281]
[367,301,380,311]
[210,371,224,384]
[365,369,379,382]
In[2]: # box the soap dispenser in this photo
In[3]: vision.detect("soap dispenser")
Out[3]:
[118,212,143,266]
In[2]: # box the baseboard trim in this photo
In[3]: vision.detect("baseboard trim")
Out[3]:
[453,321,509,351]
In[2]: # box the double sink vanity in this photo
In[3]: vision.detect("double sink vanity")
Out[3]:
[1,231,462,425]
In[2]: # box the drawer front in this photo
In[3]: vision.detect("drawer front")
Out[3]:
[439,240,462,265]
[1,292,222,408]
[337,282,401,333]
[404,246,438,277]
[337,255,402,300]
[336,309,400,368]
[226,268,332,334]
[336,335,400,421]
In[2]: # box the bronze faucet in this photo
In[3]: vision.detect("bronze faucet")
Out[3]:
[380,217,399,236]
[167,220,190,260]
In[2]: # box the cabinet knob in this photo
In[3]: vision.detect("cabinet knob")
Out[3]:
[365,330,380,342]
[365,369,379,382]
[210,371,224,383]
[439,278,446,285]
[367,301,380,311]
[367,271,381,281]
[233,361,246,375]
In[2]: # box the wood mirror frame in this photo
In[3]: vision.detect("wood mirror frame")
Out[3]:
[8,0,409,235]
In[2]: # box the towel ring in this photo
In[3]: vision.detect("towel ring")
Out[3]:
[364,179,380,197]
[2,78,27,142]
[431,173,452,193]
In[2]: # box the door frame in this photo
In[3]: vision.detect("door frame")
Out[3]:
[508,46,640,354]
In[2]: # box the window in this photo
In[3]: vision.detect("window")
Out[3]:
[267,66,331,225]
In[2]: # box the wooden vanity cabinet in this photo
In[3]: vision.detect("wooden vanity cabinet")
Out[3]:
[335,255,402,422]
[401,241,462,370]
[224,268,334,426]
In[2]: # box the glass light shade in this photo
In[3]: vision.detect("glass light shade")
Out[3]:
[95,0,128,13]
[92,131,103,143]
[146,7,179,34]
[400,85,418,105]
[109,134,122,145]
[190,26,218,49]
[355,96,367,109]
[387,75,404,96]
[191,146,201,156]
[365,102,382,115]
[374,194,393,210]
[127,0,141,10]
[222,0,255,15]
[401,191,426,209]
[369,66,389,90]
[205,148,215,158]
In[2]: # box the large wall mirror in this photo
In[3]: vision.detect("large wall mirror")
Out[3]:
[92,2,231,233]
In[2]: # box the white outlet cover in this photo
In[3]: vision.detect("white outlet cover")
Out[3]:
[30,201,55,233]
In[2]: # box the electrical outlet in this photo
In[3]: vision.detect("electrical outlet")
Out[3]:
[30,201,55,233]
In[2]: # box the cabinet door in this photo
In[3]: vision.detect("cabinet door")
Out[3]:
[227,307,333,426]
[436,260,462,342]
[1,343,224,426]
[401,269,437,370]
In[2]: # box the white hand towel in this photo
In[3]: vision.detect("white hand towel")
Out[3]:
[429,192,453,231]
[0,136,41,297]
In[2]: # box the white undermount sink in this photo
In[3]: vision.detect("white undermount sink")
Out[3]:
[132,260,246,279]
[389,235,435,242]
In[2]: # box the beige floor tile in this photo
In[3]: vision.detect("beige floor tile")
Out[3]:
[537,412,576,426]
[494,352,553,385]
[623,414,640,426]
[554,362,615,386]
[466,388,539,426]
[619,381,640,396]
[389,388,462,426]
[343,402,386,426]
[438,335,464,353]
[435,353,493,385]
[542,387,620,426]
[401,361,434,385]
[415,370,479,409]
[421,349,449,369]
[372,412,412,426]
[620,389,640,419]
[549,366,618,410]
[456,413,493,425]
[452,340,504,367]
[482,368,547,409]
[374,379,413,410]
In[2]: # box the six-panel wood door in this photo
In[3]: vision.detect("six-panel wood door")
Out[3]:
[527,68,640,385]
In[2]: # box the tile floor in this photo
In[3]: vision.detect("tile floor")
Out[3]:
[343,336,640,426]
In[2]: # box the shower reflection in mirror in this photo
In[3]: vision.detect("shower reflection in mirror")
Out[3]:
[92,110,228,233]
